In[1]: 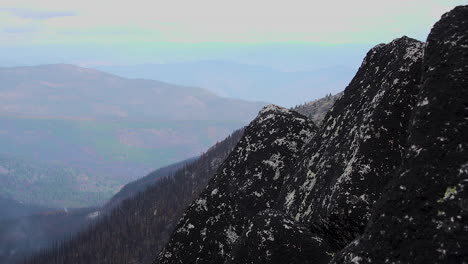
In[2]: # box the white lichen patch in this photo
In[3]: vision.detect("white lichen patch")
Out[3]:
[442,186,458,201]
[417,97,429,107]
[262,154,284,180]
[410,144,423,156]
[284,190,296,209]
[225,226,239,245]
[300,170,317,194]
[403,41,425,63]
[195,198,208,211]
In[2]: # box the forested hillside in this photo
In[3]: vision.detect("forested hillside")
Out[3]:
[0,64,264,208]
[0,155,115,207]
[0,207,98,264]
[103,158,195,210]
[23,130,244,264]
[0,196,48,221]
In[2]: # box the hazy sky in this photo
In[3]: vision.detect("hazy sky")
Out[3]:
[0,0,465,68]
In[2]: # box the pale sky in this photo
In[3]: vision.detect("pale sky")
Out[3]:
[0,0,465,68]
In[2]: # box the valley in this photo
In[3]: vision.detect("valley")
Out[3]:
[0,64,262,207]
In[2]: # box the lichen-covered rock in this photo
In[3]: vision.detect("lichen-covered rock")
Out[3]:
[227,209,333,264]
[333,6,468,264]
[153,6,468,264]
[155,105,317,264]
[277,36,424,250]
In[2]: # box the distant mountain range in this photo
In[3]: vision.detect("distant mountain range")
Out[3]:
[95,61,356,107]
[0,64,267,208]
[0,64,266,121]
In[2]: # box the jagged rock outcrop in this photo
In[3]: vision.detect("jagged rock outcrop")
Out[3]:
[227,209,333,264]
[152,6,468,264]
[277,36,424,251]
[332,6,468,263]
[223,36,425,264]
[156,105,317,264]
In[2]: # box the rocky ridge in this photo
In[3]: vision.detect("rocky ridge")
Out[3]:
[332,5,468,263]
[156,6,468,264]
[277,36,424,251]
[157,105,317,264]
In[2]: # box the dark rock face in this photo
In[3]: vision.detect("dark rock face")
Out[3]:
[332,6,468,264]
[223,36,425,264]
[227,209,333,264]
[156,105,317,264]
[277,36,424,250]
[155,6,468,264]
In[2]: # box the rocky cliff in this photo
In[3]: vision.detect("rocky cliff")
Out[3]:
[333,5,468,263]
[156,6,468,264]
[157,105,317,264]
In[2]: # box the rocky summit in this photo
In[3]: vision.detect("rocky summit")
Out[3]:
[155,6,468,264]
[276,36,424,252]
[332,5,468,264]
[156,105,317,264]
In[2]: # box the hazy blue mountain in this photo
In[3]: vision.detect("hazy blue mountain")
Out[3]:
[1,42,371,74]
[0,64,266,122]
[0,64,266,208]
[96,61,356,107]
[0,115,243,189]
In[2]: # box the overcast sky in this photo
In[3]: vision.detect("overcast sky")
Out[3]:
[0,0,465,68]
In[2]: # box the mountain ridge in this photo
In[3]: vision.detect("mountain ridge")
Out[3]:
[157,105,317,264]
[155,35,425,264]
[0,63,264,209]
[0,63,267,121]
[155,6,468,264]
[96,61,355,107]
